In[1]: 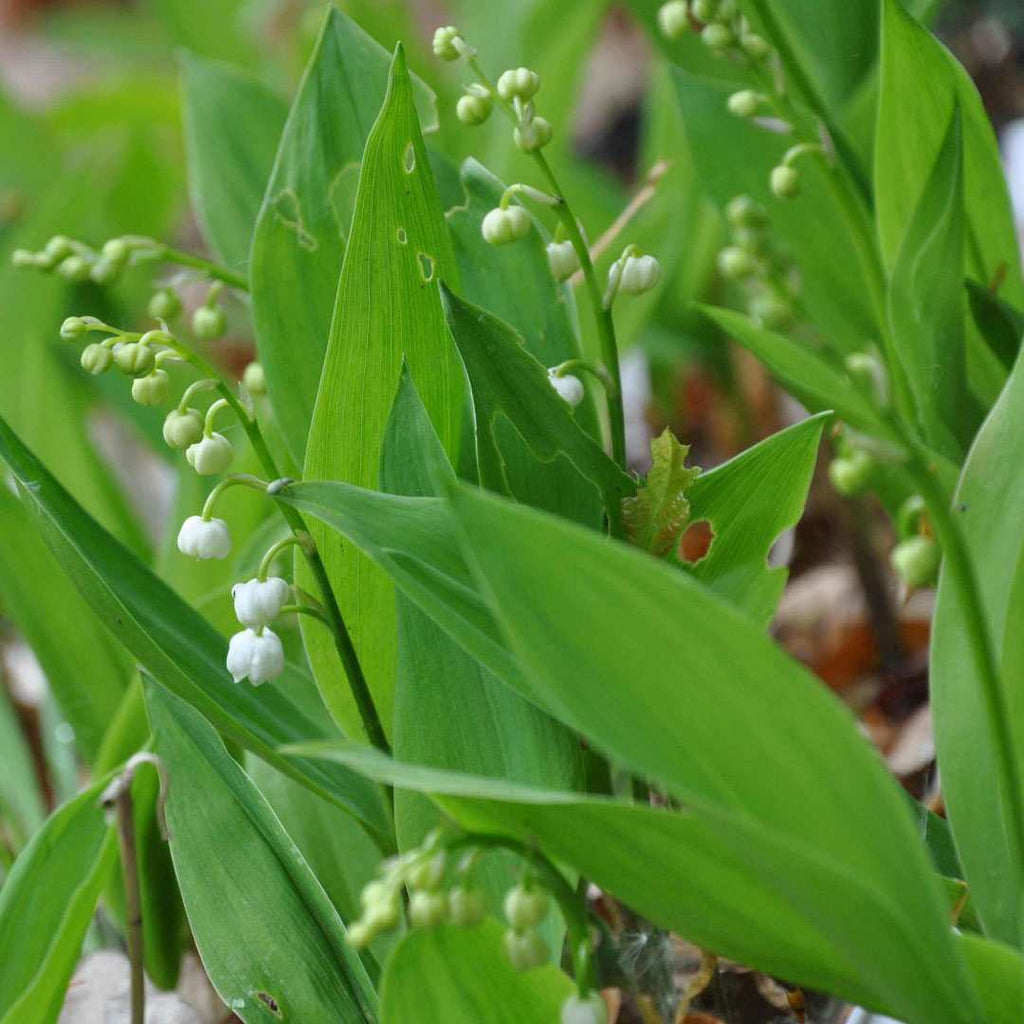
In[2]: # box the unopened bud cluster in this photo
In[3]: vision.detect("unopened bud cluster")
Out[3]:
[656,0,771,64]
[717,195,798,330]
[13,234,139,286]
[891,494,940,589]
[501,881,552,971]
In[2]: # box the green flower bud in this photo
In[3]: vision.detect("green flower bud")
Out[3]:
[60,316,90,342]
[192,305,226,340]
[740,33,771,59]
[243,361,267,395]
[717,245,755,279]
[162,408,204,450]
[828,450,873,497]
[346,922,372,949]
[80,343,113,375]
[770,164,801,199]
[546,240,580,283]
[456,87,492,126]
[891,535,941,589]
[114,342,156,378]
[43,236,73,262]
[897,495,927,540]
[363,895,401,933]
[562,992,609,1024]
[89,258,121,285]
[433,25,463,61]
[131,370,170,407]
[57,255,92,282]
[750,292,793,329]
[11,249,41,268]
[102,238,129,261]
[726,195,767,229]
[481,205,531,246]
[727,90,761,118]
[448,886,486,927]
[139,328,174,347]
[503,885,550,930]
[503,928,549,971]
[701,22,733,48]
[186,432,234,475]
[497,67,540,102]
[148,288,182,321]
[657,0,690,40]
[691,0,717,20]
[409,890,448,929]
[514,116,552,152]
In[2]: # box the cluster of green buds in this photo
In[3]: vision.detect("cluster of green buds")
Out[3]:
[716,195,798,329]
[891,495,941,590]
[656,0,771,63]
[501,880,552,971]
[347,830,488,949]
[13,234,136,286]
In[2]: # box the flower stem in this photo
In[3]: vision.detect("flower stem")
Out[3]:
[140,243,248,291]
[258,535,307,581]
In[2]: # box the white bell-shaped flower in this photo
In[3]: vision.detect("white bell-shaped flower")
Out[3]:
[481,206,530,246]
[547,370,584,407]
[545,240,580,283]
[176,516,231,560]
[185,432,233,475]
[226,627,284,686]
[232,577,290,630]
[617,254,662,295]
[561,992,609,1024]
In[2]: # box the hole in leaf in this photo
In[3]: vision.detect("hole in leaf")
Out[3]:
[417,252,435,283]
[403,142,416,173]
[255,991,282,1017]
[679,519,714,564]
[396,227,408,245]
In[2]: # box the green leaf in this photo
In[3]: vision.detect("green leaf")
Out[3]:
[876,0,1023,305]
[251,7,435,463]
[624,428,700,558]
[300,45,463,740]
[0,414,392,846]
[440,284,634,515]
[931,348,1024,945]
[0,778,115,1023]
[967,281,1024,373]
[382,369,585,881]
[379,921,573,1024]
[888,107,975,461]
[441,483,981,1022]
[0,483,127,762]
[0,684,45,852]
[147,683,377,1023]
[446,158,603,527]
[181,52,287,270]
[686,414,828,623]
[292,745,979,1020]
[957,934,1024,1023]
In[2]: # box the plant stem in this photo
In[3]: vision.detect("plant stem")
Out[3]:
[174,343,390,756]
[148,245,248,291]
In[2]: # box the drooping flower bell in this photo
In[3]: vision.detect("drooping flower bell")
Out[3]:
[231,577,290,630]
[547,370,585,408]
[481,205,531,246]
[226,627,285,686]
[176,516,231,560]
[186,432,233,475]
[617,253,662,295]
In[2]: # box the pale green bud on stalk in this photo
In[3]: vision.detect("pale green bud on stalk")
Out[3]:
[726,195,767,229]
[448,886,487,927]
[115,342,156,377]
[503,928,549,971]
[897,495,927,540]
[845,351,889,407]
[11,249,41,268]
[131,370,170,407]
[102,238,129,262]
[702,22,733,48]
[89,258,122,285]
[497,67,541,102]
[192,304,226,340]
[691,0,717,20]
[44,235,73,263]
[504,885,550,930]
[80,343,113,375]
[546,240,580,283]
[514,116,552,152]
[243,361,267,395]
[828,449,873,497]
[456,85,493,126]
[891,535,941,589]
[750,292,792,329]
[58,255,92,282]
[548,370,585,407]
[60,316,91,341]
[163,408,204,450]
[740,33,770,59]
[409,890,448,929]
[770,164,801,199]
[186,433,234,476]
[617,253,662,296]
[718,246,756,279]
[562,993,609,1024]
[148,288,182,321]
[657,1,690,40]
[140,328,174,348]
[481,205,531,245]
[432,25,463,61]
[727,90,762,118]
